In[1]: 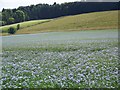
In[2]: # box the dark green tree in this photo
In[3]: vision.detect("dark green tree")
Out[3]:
[17,24,20,30]
[2,9,13,25]
[0,12,2,20]
[1,2,119,25]
[2,21,6,26]
[8,27,16,34]
[14,10,25,22]
[0,12,2,26]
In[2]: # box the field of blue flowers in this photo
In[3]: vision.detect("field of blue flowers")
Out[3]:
[1,29,119,88]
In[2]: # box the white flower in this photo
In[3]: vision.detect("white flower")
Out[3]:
[86,66,89,69]
[76,79,81,83]
[62,76,66,81]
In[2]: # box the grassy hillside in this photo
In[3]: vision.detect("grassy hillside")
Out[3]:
[0,19,52,33]
[1,10,118,35]
[17,10,118,34]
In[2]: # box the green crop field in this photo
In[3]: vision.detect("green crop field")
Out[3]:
[1,29,119,88]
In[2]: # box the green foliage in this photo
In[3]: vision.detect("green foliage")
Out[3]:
[2,9,13,25]
[8,27,16,34]
[8,17,15,24]
[1,2,118,25]
[15,10,25,23]
[2,21,7,26]
[0,12,2,20]
[17,24,20,30]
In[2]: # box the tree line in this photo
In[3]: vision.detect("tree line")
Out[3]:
[1,2,119,26]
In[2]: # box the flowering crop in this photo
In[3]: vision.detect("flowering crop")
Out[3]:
[1,30,119,88]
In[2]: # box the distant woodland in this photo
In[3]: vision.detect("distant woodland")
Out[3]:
[1,2,119,26]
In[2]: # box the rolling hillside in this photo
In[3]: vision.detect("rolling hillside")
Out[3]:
[17,10,118,34]
[1,10,118,35]
[0,19,52,33]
